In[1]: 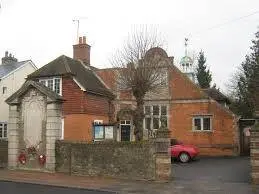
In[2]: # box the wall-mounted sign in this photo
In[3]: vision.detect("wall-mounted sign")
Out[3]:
[244,127,251,137]
[105,126,114,139]
[94,126,104,139]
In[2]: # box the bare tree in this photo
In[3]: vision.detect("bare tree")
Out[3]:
[112,29,166,141]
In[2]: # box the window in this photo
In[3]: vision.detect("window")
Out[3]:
[145,106,151,115]
[144,105,168,137]
[39,77,62,95]
[153,105,159,115]
[193,116,212,131]
[2,87,7,94]
[0,123,7,139]
[94,120,103,125]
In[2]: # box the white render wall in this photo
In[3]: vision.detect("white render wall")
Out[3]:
[0,62,36,123]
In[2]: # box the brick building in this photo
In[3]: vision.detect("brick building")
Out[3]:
[27,37,114,141]
[21,37,239,156]
[97,47,239,156]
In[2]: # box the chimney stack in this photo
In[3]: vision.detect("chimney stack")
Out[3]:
[73,36,91,65]
[1,51,18,65]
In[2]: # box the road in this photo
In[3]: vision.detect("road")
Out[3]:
[0,181,116,194]
[170,156,259,194]
[172,156,251,183]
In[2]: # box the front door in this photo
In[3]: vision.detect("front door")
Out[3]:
[121,125,130,141]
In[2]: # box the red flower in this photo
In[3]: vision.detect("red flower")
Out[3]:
[38,154,46,165]
[18,153,26,165]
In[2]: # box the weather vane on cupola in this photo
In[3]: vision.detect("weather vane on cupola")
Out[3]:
[180,38,196,82]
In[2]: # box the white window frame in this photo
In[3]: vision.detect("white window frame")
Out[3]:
[0,122,7,139]
[192,116,212,131]
[39,77,62,95]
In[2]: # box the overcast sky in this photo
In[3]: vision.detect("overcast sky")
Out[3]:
[0,0,258,93]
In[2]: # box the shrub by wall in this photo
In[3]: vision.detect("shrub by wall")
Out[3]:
[56,140,156,180]
[0,139,8,168]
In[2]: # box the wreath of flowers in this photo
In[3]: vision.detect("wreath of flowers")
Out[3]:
[38,154,46,166]
[18,141,46,166]
[18,152,26,165]
[27,146,38,157]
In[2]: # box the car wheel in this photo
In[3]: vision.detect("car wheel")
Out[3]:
[179,152,190,163]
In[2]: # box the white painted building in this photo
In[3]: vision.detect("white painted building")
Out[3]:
[0,51,37,139]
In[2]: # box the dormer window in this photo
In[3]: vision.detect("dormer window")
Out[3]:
[39,77,62,95]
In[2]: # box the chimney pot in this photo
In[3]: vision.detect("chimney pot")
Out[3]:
[79,37,83,44]
[73,36,91,65]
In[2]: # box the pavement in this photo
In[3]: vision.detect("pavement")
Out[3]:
[1,157,259,194]
[0,181,114,194]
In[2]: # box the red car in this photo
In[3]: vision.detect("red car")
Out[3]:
[169,139,199,163]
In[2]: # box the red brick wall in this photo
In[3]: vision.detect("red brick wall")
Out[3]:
[170,100,238,156]
[64,114,109,141]
[62,76,111,116]
[62,76,113,141]
[170,66,207,100]
[96,70,116,91]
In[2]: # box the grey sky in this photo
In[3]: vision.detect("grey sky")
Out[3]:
[0,0,258,93]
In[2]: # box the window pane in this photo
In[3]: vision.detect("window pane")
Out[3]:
[145,118,151,130]
[161,106,167,115]
[161,117,167,128]
[120,120,125,125]
[194,118,201,130]
[94,126,104,139]
[145,106,151,115]
[203,118,211,130]
[47,80,53,90]
[153,106,159,115]
[153,118,159,129]
[0,128,2,138]
[40,80,46,86]
[125,120,130,125]
[54,79,61,94]
[3,124,7,138]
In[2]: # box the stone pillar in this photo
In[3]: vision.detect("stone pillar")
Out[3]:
[8,105,19,169]
[155,130,171,181]
[46,103,62,171]
[251,122,259,184]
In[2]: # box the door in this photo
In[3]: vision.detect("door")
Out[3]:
[121,125,130,141]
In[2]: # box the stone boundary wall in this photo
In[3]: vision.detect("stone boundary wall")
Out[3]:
[251,128,259,184]
[56,139,171,181]
[0,139,8,168]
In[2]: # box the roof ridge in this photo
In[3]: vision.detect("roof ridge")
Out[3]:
[62,55,72,74]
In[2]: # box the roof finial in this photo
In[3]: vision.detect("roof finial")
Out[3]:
[184,38,188,56]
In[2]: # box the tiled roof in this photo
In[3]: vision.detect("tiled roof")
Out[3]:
[202,88,230,104]
[27,55,114,98]
[0,60,30,79]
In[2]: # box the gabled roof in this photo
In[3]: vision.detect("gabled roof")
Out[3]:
[6,80,64,105]
[0,60,30,79]
[27,55,114,98]
[202,88,231,104]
